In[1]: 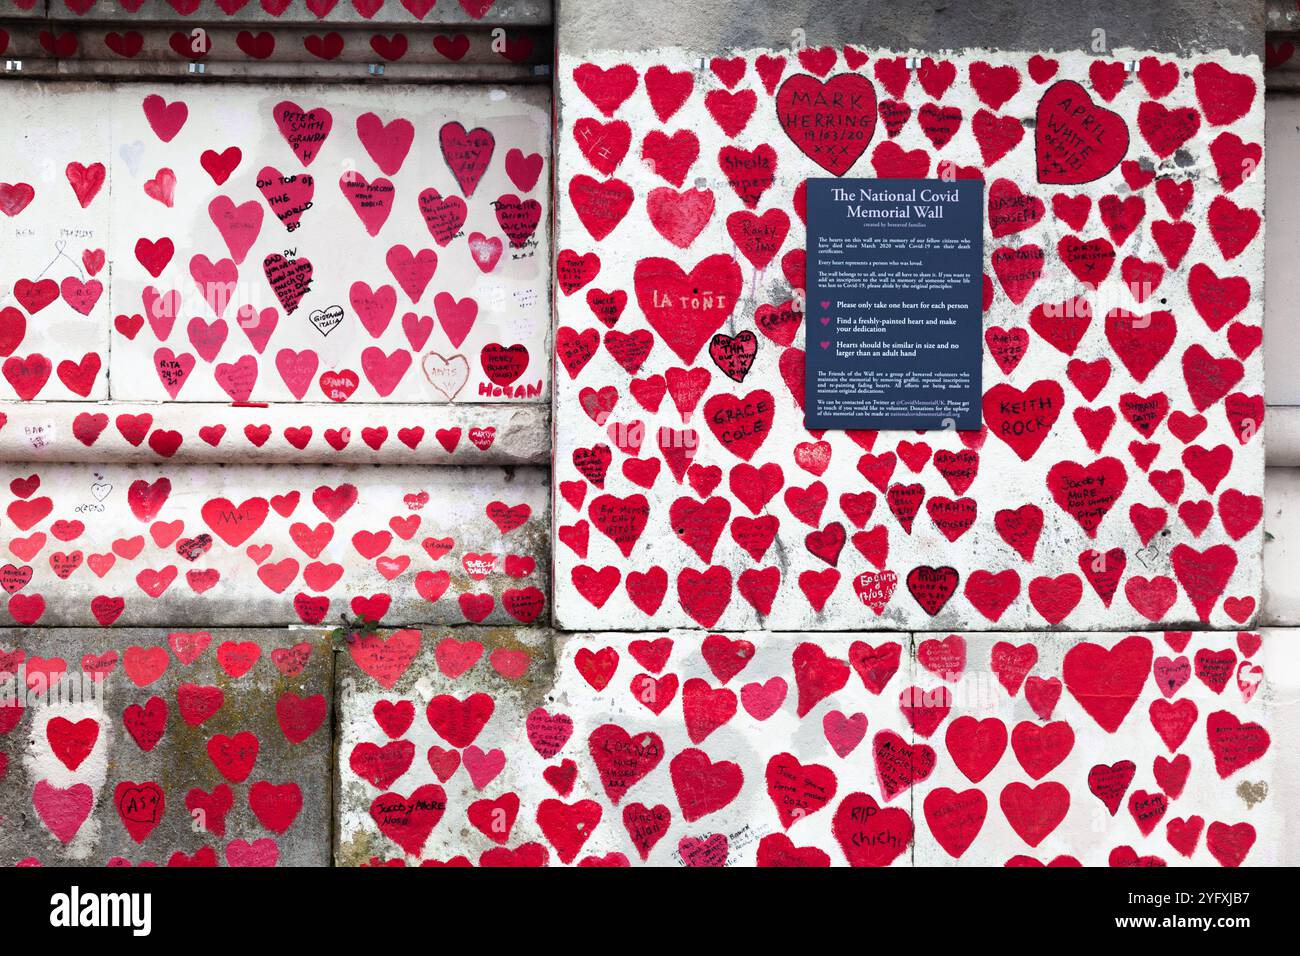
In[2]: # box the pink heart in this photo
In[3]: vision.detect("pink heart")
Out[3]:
[468,232,503,273]
[272,101,334,166]
[349,282,397,338]
[224,837,279,867]
[356,112,415,176]
[462,745,506,789]
[275,348,319,400]
[257,165,315,232]
[504,148,544,192]
[740,677,787,720]
[360,347,411,397]
[32,780,94,844]
[187,317,228,362]
[401,312,433,351]
[823,710,868,757]
[433,291,477,348]
[143,167,177,207]
[189,255,239,319]
[214,354,258,402]
[236,305,279,354]
[142,93,188,142]
[339,172,395,237]
[142,285,180,340]
[208,196,264,265]
[60,277,103,316]
[154,347,196,399]
[385,244,438,303]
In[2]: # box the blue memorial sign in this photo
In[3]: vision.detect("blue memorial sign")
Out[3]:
[804,178,984,430]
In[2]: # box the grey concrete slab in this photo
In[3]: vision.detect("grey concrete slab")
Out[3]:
[1265,92,1300,406]
[333,624,555,865]
[0,627,333,866]
[1261,627,1300,865]
[1263,466,1300,625]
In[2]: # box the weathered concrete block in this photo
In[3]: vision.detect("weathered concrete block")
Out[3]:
[1264,93,1300,405]
[337,626,903,865]
[1262,466,1300,625]
[552,44,1265,632]
[0,462,549,628]
[334,625,558,865]
[0,627,333,866]
[336,627,1272,865]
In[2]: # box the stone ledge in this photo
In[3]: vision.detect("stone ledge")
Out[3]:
[0,402,550,465]
[1264,406,1300,466]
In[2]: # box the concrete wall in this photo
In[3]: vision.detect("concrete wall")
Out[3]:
[1,0,1296,867]
[0,75,554,635]
[1,628,333,866]
[532,0,1287,867]
[552,41,1266,632]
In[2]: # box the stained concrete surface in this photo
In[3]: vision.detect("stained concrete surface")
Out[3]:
[0,627,333,866]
